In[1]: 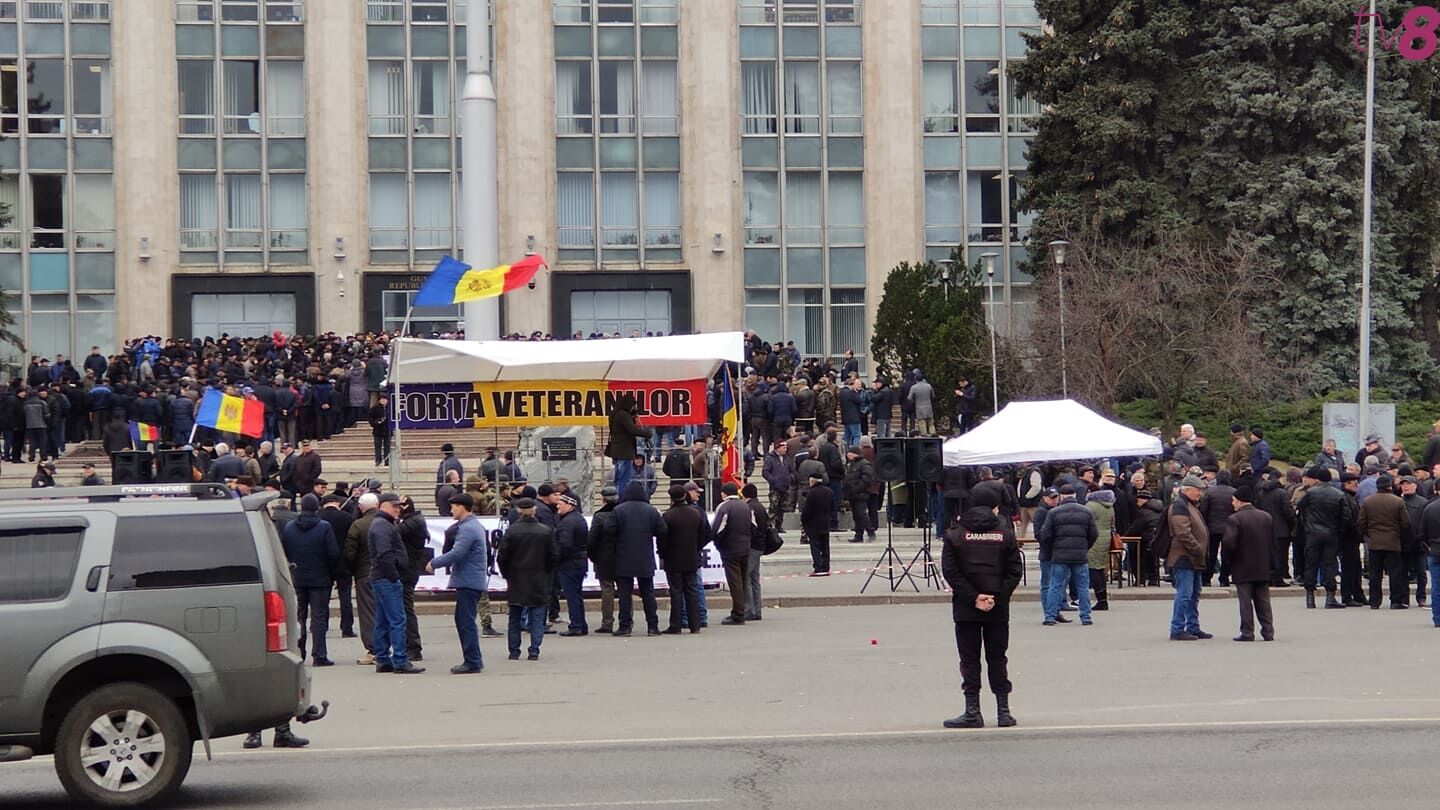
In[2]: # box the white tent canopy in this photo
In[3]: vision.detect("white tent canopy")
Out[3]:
[389,331,746,384]
[942,399,1162,466]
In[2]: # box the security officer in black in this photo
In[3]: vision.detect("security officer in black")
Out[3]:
[941,487,1024,729]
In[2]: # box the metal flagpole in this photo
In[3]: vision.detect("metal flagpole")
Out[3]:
[1357,0,1376,446]
[388,306,415,487]
[462,2,500,340]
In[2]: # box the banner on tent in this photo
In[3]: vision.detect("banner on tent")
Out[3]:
[414,516,728,593]
[395,379,709,429]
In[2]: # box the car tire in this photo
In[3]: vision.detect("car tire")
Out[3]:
[54,682,193,808]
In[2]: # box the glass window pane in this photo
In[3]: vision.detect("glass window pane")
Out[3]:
[826,25,861,58]
[963,26,1000,58]
[557,172,595,247]
[599,137,637,168]
[784,136,820,168]
[554,26,591,58]
[266,25,304,57]
[28,139,66,170]
[640,26,677,57]
[965,135,1002,166]
[0,254,19,289]
[221,25,260,57]
[740,26,775,59]
[830,247,865,284]
[71,24,111,56]
[412,27,449,57]
[784,171,821,242]
[924,134,960,168]
[222,138,262,169]
[412,174,453,248]
[368,137,406,170]
[744,248,780,285]
[827,173,864,242]
[25,24,63,54]
[72,59,111,134]
[413,138,451,169]
[178,138,217,170]
[556,137,594,169]
[744,302,780,343]
[269,138,306,170]
[0,24,15,55]
[368,173,407,247]
[73,174,114,230]
[597,27,635,57]
[782,26,819,58]
[643,171,679,247]
[29,253,68,291]
[26,58,66,133]
[75,252,114,289]
[367,26,406,58]
[787,247,822,284]
[31,175,64,243]
[922,26,958,58]
[176,25,216,57]
[829,136,863,168]
[641,136,678,169]
[742,137,778,169]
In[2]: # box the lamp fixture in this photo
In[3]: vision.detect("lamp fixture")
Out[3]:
[333,236,346,261]
[712,233,724,254]
[526,234,536,255]
[138,236,151,261]
[336,268,345,283]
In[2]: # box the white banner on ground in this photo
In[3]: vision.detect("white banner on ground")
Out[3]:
[414,516,729,593]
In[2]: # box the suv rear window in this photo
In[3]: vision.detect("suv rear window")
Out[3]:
[109,515,261,590]
[0,527,84,603]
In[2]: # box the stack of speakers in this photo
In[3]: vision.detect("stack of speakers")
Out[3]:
[111,449,195,484]
[873,437,943,483]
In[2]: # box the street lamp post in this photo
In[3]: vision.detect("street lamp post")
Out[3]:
[1048,239,1070,398]
[937,258,955,302]
[981,252,999,415]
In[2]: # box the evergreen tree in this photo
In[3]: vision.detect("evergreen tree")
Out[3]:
[1015,0,1440,396]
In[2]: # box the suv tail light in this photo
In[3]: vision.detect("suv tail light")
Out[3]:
[264,591,288,653]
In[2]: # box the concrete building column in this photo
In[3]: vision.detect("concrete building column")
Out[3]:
[680,0,741,334]
[113,0,180,341]
[308,0,366,334]
[862,0,923,348]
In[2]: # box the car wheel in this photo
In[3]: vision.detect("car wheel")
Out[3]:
[54,682,193,808]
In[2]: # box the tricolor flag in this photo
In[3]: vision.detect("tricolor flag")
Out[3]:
[129,421,160,445]
[719,365,743,487]
[196,389,265,438]
[413,254,547,307]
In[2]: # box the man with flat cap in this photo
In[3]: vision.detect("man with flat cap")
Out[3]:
[554,493,591,636]
[800,471,834,576]
[1222,485,1275,641]
[498,497,559,660]
[1166,474,1212,641]
[427,492,488,673]
[1296,466,1352,609]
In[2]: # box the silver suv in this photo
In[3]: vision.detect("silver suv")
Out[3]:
[0,482,326,807]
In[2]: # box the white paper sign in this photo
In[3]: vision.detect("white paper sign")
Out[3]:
[414,515,728,593]
[1322,403,1396,464]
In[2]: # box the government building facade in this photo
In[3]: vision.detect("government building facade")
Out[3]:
[1,0,1041,374]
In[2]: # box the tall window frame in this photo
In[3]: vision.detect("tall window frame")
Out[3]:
[740,0,866,368]
[553,0,681,266]
[919,0,1040,337]
[0,0,116,364]
[175,0,307,268]
[365,0,491,267]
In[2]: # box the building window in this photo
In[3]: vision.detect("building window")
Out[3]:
[175,0,307,268]
[740,0,865,367]
[0,1,115,362]
[365,0,491,267]
[920,0,1039,336]
[553,0,681,264]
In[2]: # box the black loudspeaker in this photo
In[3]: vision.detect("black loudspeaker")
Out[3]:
[111,451,155,484]
[874,438,907,482]
[907,437,943,483]
[155,450,193,483]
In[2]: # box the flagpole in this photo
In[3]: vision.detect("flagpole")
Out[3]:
[462,2,499,340]
[1357,0,1376,447]
[388,307,413,488]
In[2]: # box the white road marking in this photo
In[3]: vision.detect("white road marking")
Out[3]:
[415,801,722,810]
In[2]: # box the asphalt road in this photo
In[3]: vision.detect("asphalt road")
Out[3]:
[3,722,1437,809]
[5,599,1437,807]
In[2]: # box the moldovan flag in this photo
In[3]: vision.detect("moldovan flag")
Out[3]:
[196,390,265,438]
[129,421,160,445]
[413,254,547,306]
[720,365,743,486]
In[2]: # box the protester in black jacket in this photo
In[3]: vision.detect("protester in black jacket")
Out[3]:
[941,487,1023,729]
[660,486,706,634]
[800,472,834,575]
[1037,486,1098,625]
[367,494,422,673]
[1295,467,1353,608]
[396,498,429,662]
[280,495,341,665]
[498,498,560,660]
[586,488,621,633]
[613,481,668,635]
[554,494,591,636]
[1256,474,1297,585]
[1128,493,1165,586]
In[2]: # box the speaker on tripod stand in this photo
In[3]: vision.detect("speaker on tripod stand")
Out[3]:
[908,437,945,588]
[863,437,922,594]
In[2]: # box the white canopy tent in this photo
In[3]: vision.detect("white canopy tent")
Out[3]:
[942,399,1162,467]
[388,331,745,384]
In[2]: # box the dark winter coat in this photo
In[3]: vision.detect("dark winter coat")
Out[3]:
[838,386,862,425]
[1129,498,1164,545]
[344,510,377,579]
[613,482,667,576]
[281,512,340,588]
[763,450,794,494]
[769,389,796,424]
[842,457,874,501]
[1296,483,1353,543]
[606,394,652,461]
[1036,500,1097,566]
[497,516,559,607]
[1357,491,1410,552]
[554,508,590,565]
[587,502,620,580]
[292,451,322,495]
[1416,498,1440,557]
[398,512,431,585]
[711,496,755,559]
[942,507,1023,623]
[800,483,833,538]
[1166,496,1210,570]
[660,502,706,573]
[1221,505,1274,584]
[1200,484,1236,537]
[1256,479,1296,540]
[367,511,408,583]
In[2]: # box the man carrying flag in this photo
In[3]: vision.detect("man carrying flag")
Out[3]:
[719,365,744,489]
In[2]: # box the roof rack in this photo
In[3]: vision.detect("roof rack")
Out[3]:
[0,482,237,503]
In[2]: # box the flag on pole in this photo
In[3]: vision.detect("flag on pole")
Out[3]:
[129,421,160,445]
[195,389,265,438]
[413,254,547,307]
[720,364,743,487]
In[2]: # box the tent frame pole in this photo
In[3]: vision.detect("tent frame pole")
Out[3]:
[388,307,414,488]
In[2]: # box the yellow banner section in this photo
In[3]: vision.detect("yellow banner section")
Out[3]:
[395,379,707,429]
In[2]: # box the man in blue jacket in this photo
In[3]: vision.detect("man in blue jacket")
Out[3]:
[428,493,489,674]
[369,493,424,674]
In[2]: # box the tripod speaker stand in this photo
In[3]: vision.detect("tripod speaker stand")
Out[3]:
[861,438,927,594]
